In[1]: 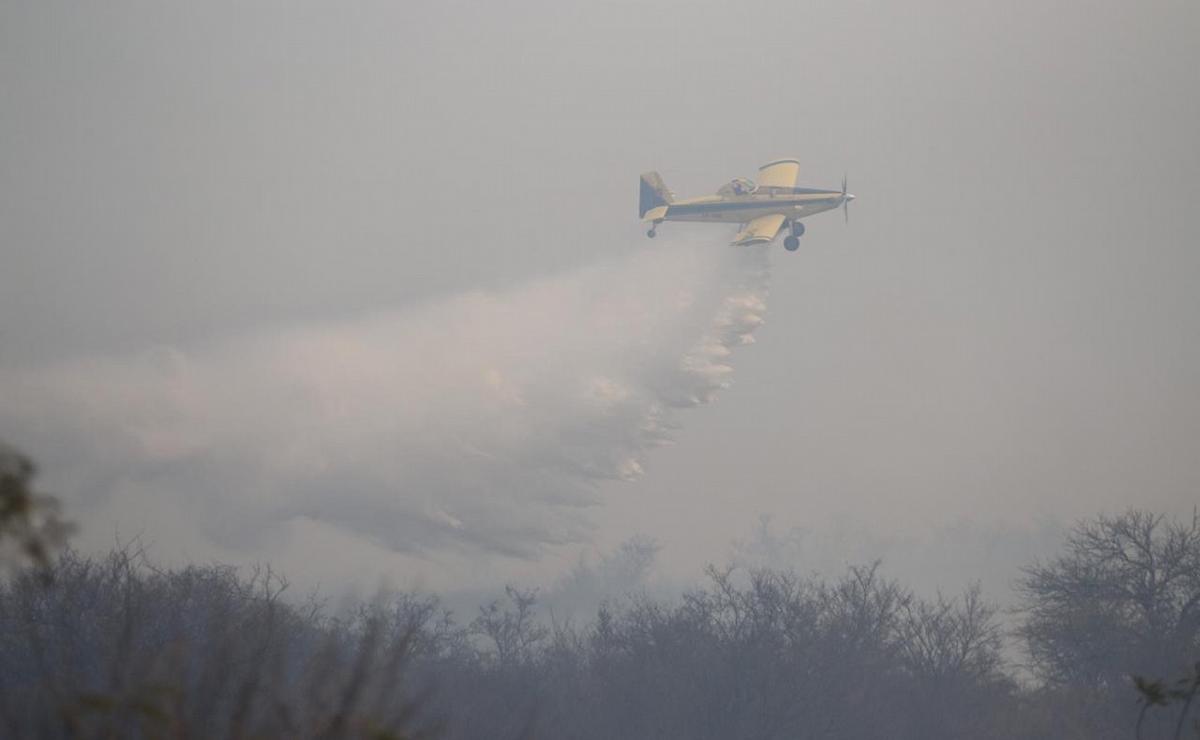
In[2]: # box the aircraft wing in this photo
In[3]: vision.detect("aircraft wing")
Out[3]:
[756,158,801,190]
[731,213,787,246]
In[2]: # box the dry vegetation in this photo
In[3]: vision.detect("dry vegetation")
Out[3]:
[1,445,1198,738]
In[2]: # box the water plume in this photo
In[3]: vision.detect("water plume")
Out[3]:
[1,240,770,560]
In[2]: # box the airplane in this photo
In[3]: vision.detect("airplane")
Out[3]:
[638,158,855,251]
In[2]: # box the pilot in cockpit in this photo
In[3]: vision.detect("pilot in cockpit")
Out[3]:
[718,177,758,197]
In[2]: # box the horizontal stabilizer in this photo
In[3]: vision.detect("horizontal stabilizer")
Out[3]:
[642,205,668,222]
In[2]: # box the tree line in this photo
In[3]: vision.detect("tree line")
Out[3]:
[2,445,1198,738]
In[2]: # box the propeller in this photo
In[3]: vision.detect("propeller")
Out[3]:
[841,174,851,224]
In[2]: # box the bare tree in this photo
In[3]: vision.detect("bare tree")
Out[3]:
[1017,510,1200,690]
[898,584,1006,685]
[471,586,548,668]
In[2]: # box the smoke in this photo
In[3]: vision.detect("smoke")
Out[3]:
[0,240,769,563]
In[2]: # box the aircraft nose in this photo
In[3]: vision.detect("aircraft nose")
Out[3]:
[846,193,855,201]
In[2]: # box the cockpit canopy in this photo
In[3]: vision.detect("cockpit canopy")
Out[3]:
[717,177,757,197]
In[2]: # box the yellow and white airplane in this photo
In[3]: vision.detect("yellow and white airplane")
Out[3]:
[639,158,854,251]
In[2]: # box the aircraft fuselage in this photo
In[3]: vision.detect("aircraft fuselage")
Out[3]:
[657,189,846,224]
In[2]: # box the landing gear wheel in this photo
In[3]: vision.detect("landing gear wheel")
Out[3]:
[791,222,806,237]
[784,235,800,251]
[646,228,657,239]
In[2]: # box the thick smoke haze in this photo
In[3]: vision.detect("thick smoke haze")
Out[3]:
[2,1,1198,598]
[1,242,767,581]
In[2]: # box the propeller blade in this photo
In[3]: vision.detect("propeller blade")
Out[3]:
[842,174,849,224]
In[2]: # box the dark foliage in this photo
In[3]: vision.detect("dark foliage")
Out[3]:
[1,550,1018,739]
[1134,662,1200,740]
[2,448,1198,740]
[0,548,441,739]
[0,444,73,578]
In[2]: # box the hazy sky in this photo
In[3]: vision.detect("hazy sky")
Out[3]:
[2,0,1198,597]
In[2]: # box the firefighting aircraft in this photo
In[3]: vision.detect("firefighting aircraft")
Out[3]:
[639,158,854,251]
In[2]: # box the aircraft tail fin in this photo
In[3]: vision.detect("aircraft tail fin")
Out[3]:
[639,172,674,219]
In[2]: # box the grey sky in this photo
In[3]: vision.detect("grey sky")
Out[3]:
[2,0,1198,596]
